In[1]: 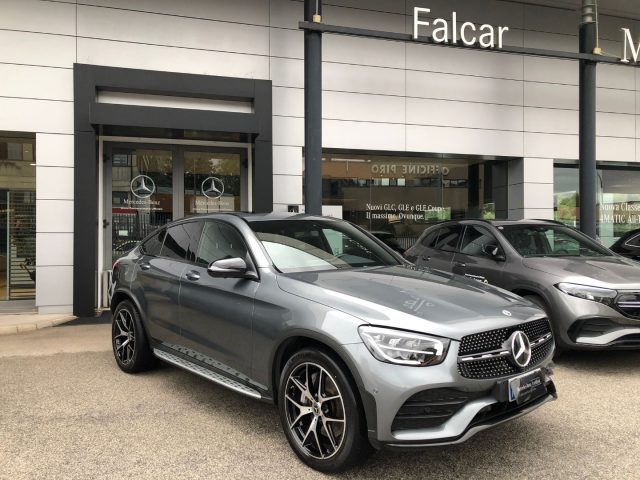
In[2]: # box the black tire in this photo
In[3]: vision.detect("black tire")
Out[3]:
[523,294,568,356]
[277,348,372,472]
[111,299,156,373]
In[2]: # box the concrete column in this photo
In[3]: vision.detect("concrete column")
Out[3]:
[508,158,555,220]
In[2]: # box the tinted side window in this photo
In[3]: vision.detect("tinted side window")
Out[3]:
[433,225,463,252]
[162,222,203,261]
[141,229,166,256]
[460,226,501,257]
[420,229,439,248]
[196,222,248,266]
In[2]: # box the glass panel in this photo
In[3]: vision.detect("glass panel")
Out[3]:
[322,153,508,251]
[459,226,501,257]
[184,151,241,215]
[554,165,640,247]
[196,222,247,265]
[162,222,203,262]
[0,136,36,301]
[111,147,173,262]
[434,225,463,252]
[249,219,400,273]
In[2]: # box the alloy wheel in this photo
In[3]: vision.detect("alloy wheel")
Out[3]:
[113,308,136,365]
[284,362,346,459]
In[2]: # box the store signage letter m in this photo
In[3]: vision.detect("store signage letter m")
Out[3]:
[621,28,640,64]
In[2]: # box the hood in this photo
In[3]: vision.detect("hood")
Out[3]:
[522,255,640,288]
[276,266,544,341]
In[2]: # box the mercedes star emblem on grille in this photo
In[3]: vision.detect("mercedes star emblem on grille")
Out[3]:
[201,177,225,199]
[130,174,156,199]
[509,331,532,368]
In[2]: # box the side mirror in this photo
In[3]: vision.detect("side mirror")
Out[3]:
[483,244,506,262]
[207,257,258,280]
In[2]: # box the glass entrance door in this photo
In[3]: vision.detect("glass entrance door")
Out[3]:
[184,149,242,215]
[103,142,247,268]
[106,144,173,264]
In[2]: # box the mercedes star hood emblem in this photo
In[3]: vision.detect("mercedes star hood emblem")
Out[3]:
[509,331,532,368]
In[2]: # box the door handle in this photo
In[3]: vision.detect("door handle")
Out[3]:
[454,262,466,268]
[139,262,151,271]
[185,270,201,281]
[421,255,431,262]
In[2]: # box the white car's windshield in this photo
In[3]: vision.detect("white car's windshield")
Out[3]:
[501,224,612,258]
[248,219,401,273]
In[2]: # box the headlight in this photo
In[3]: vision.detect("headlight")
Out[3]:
[358,326,449,367]
[556,282,617,305]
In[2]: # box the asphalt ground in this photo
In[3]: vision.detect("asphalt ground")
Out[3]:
[1,324,639,480]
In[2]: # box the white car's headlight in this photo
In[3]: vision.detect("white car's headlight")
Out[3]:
[358,326,449,367]
[556,282,617,305]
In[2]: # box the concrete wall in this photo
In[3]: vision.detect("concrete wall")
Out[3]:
[0,0,639,312]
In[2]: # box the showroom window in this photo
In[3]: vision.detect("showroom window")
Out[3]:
[0,134,36,301]
[322,152,509,249]
[554,164,640,247]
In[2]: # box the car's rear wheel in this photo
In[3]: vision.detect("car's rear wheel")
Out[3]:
[112,299,155,373]
[277,349,371,472]
[523,294,568,355]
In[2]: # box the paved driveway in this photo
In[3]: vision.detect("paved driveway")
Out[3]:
[1,324,639,479]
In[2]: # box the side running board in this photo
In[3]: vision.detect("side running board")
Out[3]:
[153,348,261,400]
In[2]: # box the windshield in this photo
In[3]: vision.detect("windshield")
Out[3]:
[500,224,612,258]
[248,219,401,273]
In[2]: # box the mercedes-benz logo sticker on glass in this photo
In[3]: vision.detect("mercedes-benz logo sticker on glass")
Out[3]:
[130,174,156,199]
[201,177,225,200]
[509,331,532,368]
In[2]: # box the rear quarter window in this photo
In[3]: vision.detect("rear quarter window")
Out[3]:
[141,229,165,256]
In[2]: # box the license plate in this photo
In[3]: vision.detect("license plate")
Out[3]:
[508,369,546,404]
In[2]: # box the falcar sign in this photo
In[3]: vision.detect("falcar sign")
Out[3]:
[412,7,640,64]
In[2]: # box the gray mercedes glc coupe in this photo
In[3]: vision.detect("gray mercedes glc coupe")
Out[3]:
[110,213,556,472]
[405,219,640,351]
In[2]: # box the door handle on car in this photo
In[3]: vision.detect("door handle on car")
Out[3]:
[454,262,466,268]
[139,262,151,271]
[185,270,201,281]
[421,255,431,262]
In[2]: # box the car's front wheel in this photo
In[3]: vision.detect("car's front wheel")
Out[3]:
[111,299,155,373]
[277,348,371,472]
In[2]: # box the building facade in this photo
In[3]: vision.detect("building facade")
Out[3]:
[1,0,640,315]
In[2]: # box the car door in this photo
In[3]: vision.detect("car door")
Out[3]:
[427,224,463,271]
[452,224,506,286]
[179,220,258,377]
[133,227,188,346]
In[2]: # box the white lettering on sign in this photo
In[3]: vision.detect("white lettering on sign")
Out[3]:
[621,28,640,64]
[413,7,509,49]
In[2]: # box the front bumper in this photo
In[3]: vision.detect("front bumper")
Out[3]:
[342,341,556,449]
[549,290,640,349]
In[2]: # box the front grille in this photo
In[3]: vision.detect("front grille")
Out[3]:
[616,293,640,318]
[457,318,553,380]
[391,388,486,432]
[459,318,551,356]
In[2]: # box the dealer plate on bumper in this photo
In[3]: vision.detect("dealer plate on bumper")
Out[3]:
[507,369,547,404]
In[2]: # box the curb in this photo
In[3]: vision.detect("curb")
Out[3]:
[0,315,76,336]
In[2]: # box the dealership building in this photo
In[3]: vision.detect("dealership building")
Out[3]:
[1,0,640,316]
